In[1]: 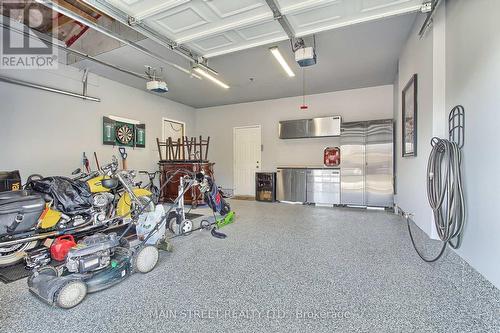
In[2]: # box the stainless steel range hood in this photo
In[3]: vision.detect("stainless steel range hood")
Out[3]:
[279,116,341,139]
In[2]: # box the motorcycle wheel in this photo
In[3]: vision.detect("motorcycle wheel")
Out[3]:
[0,241,39,267]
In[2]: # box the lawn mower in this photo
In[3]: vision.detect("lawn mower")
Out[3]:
[27,171,235,308]
[0,157,153,268]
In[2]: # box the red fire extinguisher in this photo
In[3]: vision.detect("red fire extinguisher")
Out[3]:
[50,235,77,261]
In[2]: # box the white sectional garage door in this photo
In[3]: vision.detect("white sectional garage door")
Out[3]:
[89,0,423,57]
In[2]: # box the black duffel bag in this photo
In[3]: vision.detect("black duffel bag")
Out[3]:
[28,177,93,215]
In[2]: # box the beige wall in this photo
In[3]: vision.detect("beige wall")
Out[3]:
[0,66,195,180]
[394,0,500,289]
[196,85,394,190]
[394,14,436,237]
[445,0,500,289]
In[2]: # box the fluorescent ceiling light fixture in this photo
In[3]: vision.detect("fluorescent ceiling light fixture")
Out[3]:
[193,67,230,89]
[269,46,295,77]
[197,63,219,76]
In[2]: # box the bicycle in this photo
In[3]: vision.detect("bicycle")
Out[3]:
[137,171,160,204]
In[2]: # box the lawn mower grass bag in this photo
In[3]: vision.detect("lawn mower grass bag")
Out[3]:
[28,177,93,215]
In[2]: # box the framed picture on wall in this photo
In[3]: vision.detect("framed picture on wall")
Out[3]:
[402,74,417,157]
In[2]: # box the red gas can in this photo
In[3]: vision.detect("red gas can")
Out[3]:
[50,235,76,261]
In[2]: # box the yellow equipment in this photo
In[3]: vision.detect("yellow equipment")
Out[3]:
[116,188,152,217]
[87,175,111,193]
[38,204,62,229]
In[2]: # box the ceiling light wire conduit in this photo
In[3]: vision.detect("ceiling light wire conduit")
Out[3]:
[0,75,101,102]
[35,0,202,79]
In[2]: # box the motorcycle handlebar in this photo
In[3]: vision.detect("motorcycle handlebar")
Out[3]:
[139,170,159,180]
[71,170,99,181]
[101,157,119,174]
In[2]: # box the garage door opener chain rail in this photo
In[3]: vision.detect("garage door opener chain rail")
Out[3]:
[405,105,466,262]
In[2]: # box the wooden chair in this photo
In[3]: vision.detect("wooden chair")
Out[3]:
[156,136,210,162]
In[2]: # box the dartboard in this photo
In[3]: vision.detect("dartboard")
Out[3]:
[115,124,134,145]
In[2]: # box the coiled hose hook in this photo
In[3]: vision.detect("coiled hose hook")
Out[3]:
[407,106,466,262]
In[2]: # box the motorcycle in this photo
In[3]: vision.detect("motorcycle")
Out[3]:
[0,157,153,267]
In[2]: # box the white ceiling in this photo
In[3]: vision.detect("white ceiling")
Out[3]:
[72,12,417,108]
[101,0,423,57]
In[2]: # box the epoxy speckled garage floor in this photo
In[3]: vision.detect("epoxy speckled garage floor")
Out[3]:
[0,200,499,332]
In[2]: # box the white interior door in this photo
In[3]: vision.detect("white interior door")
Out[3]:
[233,126,262,196]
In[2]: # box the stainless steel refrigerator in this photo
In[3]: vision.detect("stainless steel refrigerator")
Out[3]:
[340,120,394,207]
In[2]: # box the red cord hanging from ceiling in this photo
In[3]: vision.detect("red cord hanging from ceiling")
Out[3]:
[300,67,308,110]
